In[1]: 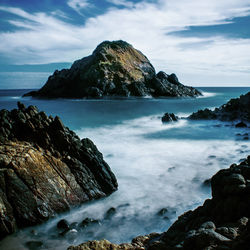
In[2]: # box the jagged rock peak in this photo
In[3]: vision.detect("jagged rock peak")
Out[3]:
[24,40,202,98]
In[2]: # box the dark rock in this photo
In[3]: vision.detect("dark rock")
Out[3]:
[189,92,250,122]
[200,221,216,230]
[81,218,100,228]
[189,108,217,120]
[235,121,247,128]
[17,101,26,111]
[24,40,201,98]
[57,219,70,230]
[167,73,180,85]
[157,208,168,216]
[104,207,116,219]
[184,229,231,249]
[216,227,237,240]
[162,113,178,123]
[0,103,117,239]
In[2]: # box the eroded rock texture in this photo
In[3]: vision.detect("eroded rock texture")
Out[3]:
[0,102,117,238]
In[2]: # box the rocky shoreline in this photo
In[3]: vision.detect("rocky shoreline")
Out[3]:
[0,102,118,239]
[24,40,202,99]
[161,91,250,128]
[68,92,250,249]
[189,92,250,123]
[69,156,250,250]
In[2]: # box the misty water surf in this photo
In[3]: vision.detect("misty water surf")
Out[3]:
[0,86,250,250]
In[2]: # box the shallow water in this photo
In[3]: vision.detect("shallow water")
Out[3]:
[0,86,249,250]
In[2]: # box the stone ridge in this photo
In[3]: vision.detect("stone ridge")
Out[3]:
[0,102,118,239]
[189,91,250,122]
[69,156,250,249]
[24,40,202,98]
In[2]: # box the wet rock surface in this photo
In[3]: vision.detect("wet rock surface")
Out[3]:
[24,40,201,98]
[69,156,250,249]
[161,113,178,123]
[0,102,118,239]
[189,91,250,122]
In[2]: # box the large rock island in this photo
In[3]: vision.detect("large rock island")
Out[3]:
[0,102,117,239]
[24,40,201,98]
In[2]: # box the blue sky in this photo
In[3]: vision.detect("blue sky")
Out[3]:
[0,0,250,86]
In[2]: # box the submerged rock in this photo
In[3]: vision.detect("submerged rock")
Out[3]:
[189,91,250,123]
[0,102,118,239]
[24,40,201,98]
[70,156,250,249]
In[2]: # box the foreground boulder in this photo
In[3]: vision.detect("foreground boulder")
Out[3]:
[189,92,250,122]
[69,156,250,249]
[24,40,201,98]
[0,102,117,239]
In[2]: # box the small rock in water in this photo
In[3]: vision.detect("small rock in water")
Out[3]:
[57,219,70,230]
[235,121,247,128]
[25,241,43,250]
[104,207,116,219]
[157,208,168,216]
[81,218,100,228]
[208,155,216,159]
[162,113,178,123]
[117,203,130,209]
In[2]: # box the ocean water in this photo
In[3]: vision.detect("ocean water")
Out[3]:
[0,83,250,249]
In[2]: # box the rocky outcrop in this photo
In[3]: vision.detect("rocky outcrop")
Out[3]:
[69,156,250,249]
[24,40,202,98]
[0,102,117,239]
[162,113,178,123]
[189,92,250,122]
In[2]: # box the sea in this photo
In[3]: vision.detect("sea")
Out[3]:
[0,72,249,249]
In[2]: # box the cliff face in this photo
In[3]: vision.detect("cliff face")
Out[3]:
[24,40,201,98]
[0,102,118,238]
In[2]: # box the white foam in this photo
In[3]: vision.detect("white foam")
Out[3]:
[1,115,249,249]
[198,91,218,98]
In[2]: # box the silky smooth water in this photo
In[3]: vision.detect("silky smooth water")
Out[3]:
[0,85,249,250]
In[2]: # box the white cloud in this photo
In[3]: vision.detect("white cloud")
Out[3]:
[67,0,89,14]
[0,0,250,85]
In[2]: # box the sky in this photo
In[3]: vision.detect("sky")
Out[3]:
[0,0,250,86]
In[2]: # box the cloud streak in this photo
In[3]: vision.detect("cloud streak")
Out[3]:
[67,0,90,15]
[0,0,250,85]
